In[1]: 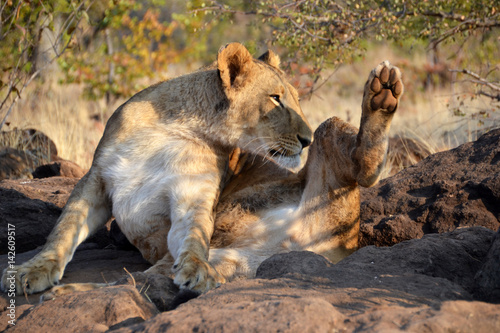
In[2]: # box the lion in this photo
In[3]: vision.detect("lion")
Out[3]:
[1,42,313,295]
[179,60,403,281]
[2,46,404,298]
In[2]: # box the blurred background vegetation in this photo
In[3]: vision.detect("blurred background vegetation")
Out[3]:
[0,0,498,173]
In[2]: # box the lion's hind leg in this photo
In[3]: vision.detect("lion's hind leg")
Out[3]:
[353,61,404,187]
[39,282,108,302]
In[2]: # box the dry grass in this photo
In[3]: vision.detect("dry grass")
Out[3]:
[302,45,495,144]
[1,45,498,175]
[299,45,499,176]
[2,81,125,170]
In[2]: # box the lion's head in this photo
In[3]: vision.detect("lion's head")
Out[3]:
[217,43,312,169]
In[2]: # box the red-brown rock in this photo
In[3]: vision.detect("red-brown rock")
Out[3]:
[0,128,59,180]
[3,286,157,332]
[1,129,500,332]
[32,160,86,179]
[0,177,109,254]
[360,128,500,247]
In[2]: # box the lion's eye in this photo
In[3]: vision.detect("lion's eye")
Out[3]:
[270,95,282,107]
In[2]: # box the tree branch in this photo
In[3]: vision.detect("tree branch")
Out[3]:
[450,68,500,102]
[450,68,500,92]
[0,0,94,130]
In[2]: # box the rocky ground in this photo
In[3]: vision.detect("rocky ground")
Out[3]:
[0,129,499,332]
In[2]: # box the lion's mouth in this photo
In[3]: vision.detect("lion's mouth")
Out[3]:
[269,148,303,162]
[267,148,301,169]
[269,147,301,158]
[269,148,284,157]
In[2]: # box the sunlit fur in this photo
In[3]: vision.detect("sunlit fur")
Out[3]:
[0,43,312,295]
[155,61,404,282]
[1,59,403,298]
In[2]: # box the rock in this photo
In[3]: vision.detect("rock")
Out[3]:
[0,129,59,180]
[32,160,86,179]
[349,300,500,332]
[3,286,157,333]
[0,177,79,208]
[0,177,109,254]
[116,296,347,333]
[0,247,155,331]
[474,228,500,303]
[110,228,499,332]
[114,272,180,312]
[360,129,500,247]
[0,246,152,306]
[0,128,58,161]
[0,148,34,180]
[0,127,86,180]
[338,227,494,297]
[257,227,493,300]
[2,129,500,332]
[256,250,333,279]
[0,185,63,254]
[4,227,498,332]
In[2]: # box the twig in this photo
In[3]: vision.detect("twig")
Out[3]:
[450,69,500,92]
[100,272,110,286]
[478,91,500,101]
[123,267,136,287]
[0,69,41,130]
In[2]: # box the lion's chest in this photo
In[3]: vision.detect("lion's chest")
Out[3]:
[100,141,180,239]
[97,129,223,250]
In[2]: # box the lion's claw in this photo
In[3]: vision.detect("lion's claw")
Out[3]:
[1,256,63,295]
[173,252,225,292]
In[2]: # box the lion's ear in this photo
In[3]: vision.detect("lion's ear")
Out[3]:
[258,50,280,69]
[217,43,253,91]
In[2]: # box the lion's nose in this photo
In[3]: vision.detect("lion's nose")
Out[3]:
[297,135,312,149]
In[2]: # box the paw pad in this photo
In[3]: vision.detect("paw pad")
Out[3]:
[369,63,403,113]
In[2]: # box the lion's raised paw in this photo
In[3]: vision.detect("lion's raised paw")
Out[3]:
[366,61,404,113]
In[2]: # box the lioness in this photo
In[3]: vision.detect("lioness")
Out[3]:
[2,42,312,294]
[2,46,404,297]
[192,60,403,281]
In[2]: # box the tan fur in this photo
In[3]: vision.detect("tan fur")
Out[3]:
[207,61,403,279]
[1,57,403,299]
[1,43,312,295]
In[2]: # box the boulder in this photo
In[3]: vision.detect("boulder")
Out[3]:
[0,148,34,180]
[360,128,500,247]
[3,286,157,333]
[32,160,86,179]
[0,129,59,180]
[0,177,78,208]
[474,229,500,303]
[0,177,109,254]
[114,272,180,312]
[2,227,499,332]
[111,228,499,332]
[1,130,500,332]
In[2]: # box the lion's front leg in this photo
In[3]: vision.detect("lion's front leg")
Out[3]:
[353,60,404,187]
[1,172,111,295]
[168,176,226,292]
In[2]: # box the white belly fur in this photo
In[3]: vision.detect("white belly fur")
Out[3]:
[98,127,223,261]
